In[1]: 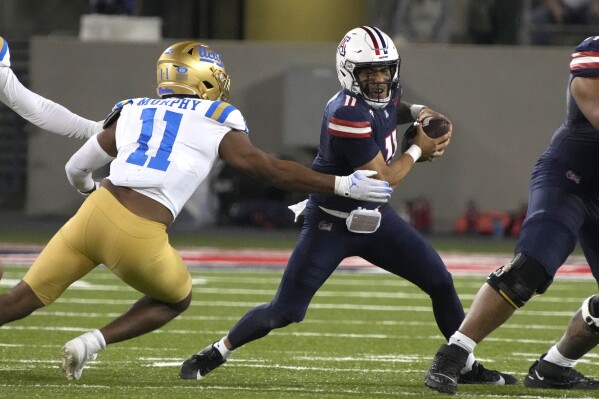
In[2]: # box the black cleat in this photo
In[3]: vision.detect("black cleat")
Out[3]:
[180,343,226,380]
[425,344,469,394]
[524,356,599,390]
[458,361,518,385]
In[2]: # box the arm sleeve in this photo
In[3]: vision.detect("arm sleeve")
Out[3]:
[0,67,103,139]
[65,135,115,193]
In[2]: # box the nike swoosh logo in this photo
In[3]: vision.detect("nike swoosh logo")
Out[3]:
[535,370,544,381]
[436,373,457,384]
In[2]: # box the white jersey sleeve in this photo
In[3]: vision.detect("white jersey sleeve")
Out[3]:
[0,63,102,139]
[107,97,248,219]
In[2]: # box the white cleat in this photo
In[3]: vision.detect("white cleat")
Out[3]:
[60,337,98,380]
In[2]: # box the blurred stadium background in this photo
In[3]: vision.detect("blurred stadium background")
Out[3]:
[1,3,597,397]
[0,0,595,239]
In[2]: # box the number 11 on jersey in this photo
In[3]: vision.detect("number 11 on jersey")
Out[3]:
[126,108,182,172]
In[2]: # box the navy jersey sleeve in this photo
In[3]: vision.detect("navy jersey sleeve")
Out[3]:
[571,37,599,78]
[328,105,381,169]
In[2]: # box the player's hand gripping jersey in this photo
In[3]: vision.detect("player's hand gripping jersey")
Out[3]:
[107,97,248,219]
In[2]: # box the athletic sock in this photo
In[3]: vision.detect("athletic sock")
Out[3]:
[91,329,106,349]
[79,330,105,354]
[214,337,234,359]
[544,345,577,368]
[449,331,476,353]
[449,331,477,374]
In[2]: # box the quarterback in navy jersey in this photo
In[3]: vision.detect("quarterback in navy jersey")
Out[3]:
[310,86,403,213]
[180,26,517,387]
[426,36,599,394]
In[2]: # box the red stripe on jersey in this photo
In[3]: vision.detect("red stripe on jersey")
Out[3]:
[329,117,370,129]
[572,51,599,58]
[328,117,372,138]
[570,51,599,70]
[328,128,372,138]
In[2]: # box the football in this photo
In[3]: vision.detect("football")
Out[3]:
[400,115,451,157]
[421,116,451,138]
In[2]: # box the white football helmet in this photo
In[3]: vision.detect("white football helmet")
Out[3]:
[336,26,400,109]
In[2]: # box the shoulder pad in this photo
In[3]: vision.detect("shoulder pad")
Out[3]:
[103,99,132,129]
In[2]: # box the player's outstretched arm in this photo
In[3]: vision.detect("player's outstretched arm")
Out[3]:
[65,124,116,196]
[219,130,392,202]
[0,36,102,139]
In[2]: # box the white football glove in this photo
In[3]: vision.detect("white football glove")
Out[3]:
[334,170,392,203]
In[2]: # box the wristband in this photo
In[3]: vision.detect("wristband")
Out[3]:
[410,104,425,120]
[334,175,347,197]
[405,144,422,162]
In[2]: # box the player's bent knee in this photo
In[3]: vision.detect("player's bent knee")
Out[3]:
[164,291,192,314]
[581,295,599,334]
[267,308,294,330]
[487,253,552,309]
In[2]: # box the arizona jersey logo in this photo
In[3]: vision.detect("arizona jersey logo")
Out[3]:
[318,221,333,231]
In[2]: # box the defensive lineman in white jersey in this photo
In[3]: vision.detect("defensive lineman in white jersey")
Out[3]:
[0,40,392,381]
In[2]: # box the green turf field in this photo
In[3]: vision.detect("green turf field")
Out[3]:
[0,264,597,399]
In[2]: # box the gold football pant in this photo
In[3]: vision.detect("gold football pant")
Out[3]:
[23,187,192,305]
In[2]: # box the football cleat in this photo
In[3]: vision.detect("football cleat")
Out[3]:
[524,357,599,390]
[425,344,469,394]
[60,336,98,380]
[180,343,226,380]
[458,361,518,385]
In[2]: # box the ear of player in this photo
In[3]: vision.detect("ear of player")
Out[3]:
[400,116,451,161]
[334,170,392,203]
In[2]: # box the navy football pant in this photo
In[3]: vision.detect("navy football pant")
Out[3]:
[516,157,599,282]
[228,203,465,348]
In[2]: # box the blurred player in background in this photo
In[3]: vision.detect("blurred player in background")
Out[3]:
[0,36,101,139]
[180,26,516,387]
[0,40,392,380]
[425,36,599,394]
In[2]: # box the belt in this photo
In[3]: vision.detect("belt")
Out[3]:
[318,206,350,219]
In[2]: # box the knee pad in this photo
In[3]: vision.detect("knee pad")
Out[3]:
[487,253,553,309]
[581,295,599,334]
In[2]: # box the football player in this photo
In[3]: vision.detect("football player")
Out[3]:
[179,26,516,387]
[0,40,394,380]
[425,36,599,394]
[0,36,102,139]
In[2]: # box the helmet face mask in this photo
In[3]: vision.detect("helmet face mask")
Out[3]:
[336,26,400,109]
[156,41,231,101]
[354,62,397,104]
